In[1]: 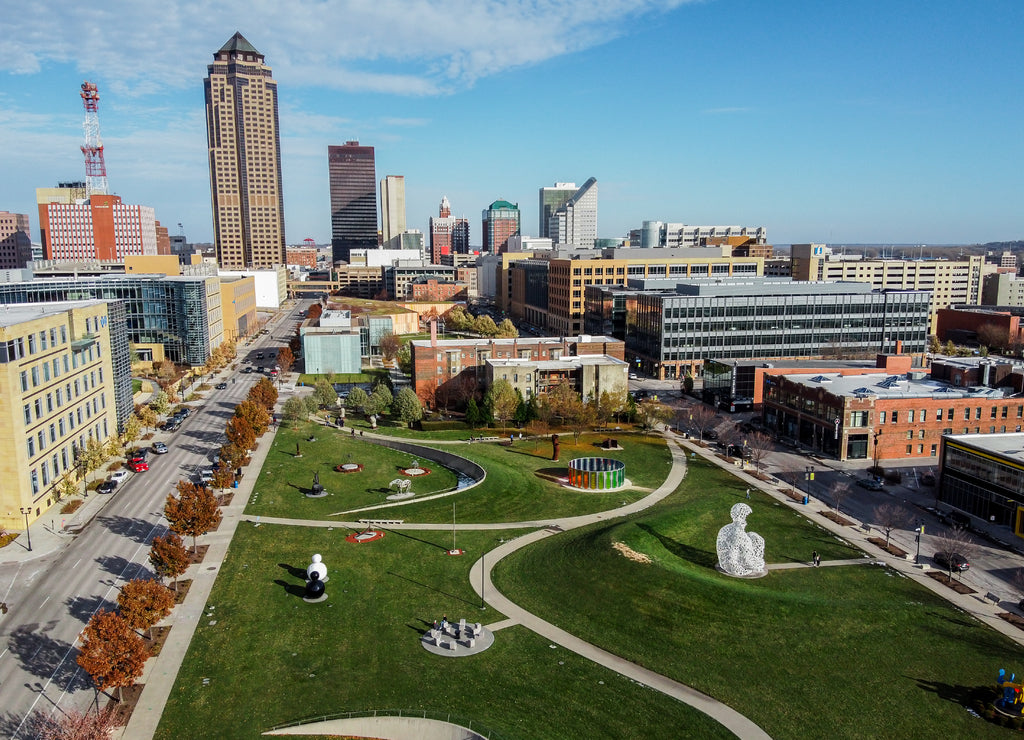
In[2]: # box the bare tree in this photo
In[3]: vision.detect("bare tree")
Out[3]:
[873,503,912,546]
[688,404,718,442]
[830,481,852,513]
[745,431,773,472]
[932,526,975,579]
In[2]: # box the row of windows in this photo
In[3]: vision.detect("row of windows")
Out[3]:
[23,369,105,424]
[878,406,1024,424]
[26,394,106,457]
[19,345,101,391]
[28,420,108,496]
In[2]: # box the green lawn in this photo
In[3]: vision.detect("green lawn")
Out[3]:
[296,370,387,386]
[245,422,458,518]
[245,423,674,523]
[154,525,730,740]
[493,455,1024,739]
[132,378,143,394]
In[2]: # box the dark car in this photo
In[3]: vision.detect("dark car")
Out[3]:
[242,366,254,374]
[856,478,884,491]
[934,551,969,572]
[215,382,228,390]
[97,480,117,494]
[129,449,148,463]
[256,352,265,359]
[704,429,719,441]
[162,420,179,432]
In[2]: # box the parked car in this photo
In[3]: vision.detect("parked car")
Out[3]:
[110,470,129,484]
[177,407,192,418]
[934,551,970,572]
[128,459,149,473]
[855,477,884,491]
[940,510,971,529]
[97,480,117,494]
[129,448,148,462]
[161,420,179,432]
[256,352,265,359]
[152,442,168,454]
[703,429,719,441]
[198,469,214,484]
[215,382,228,390]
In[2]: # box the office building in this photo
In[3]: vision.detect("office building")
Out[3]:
[632,223,767,249]
[482,200,520,254]
[205,32,286,269]
[0,301,120,529]
[385,262,459,300]
[548,177,597,248]
[0,212,33,269]
[329,142,377,264]
[539,183,578,239]
[938,433,1024,533]
[300,310,362,375]
[380,176,406,247]
[37,191,157,261]
[585,278,930,379]
[429,196,470,262]
[790,244,993,333]
[511,246,764,337]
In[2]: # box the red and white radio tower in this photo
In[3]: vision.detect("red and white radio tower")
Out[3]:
[80,81,108,197]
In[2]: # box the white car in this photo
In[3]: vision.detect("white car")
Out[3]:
[109,470,129,484]
[199,469,214,484]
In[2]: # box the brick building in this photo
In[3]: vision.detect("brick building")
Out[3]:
[286,246,318,269]
[935,305,1024,349]
[410,278,468,302]
[762,368,1024,462]
[410,328,624,407]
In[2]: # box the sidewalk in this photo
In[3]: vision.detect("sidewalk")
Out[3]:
[119,394,283,739]
[0,487,110,566]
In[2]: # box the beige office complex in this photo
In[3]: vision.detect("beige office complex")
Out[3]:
[380,175,406,247]
[205,32,286,269]
[0,301,118,530]
[790,244,992,334]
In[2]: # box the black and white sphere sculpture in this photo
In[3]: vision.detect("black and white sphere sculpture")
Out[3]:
[305,571,325,599]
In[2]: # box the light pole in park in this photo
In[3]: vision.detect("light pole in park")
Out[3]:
[20,507,32,551]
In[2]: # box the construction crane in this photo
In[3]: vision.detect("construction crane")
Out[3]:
[80,81,108,197]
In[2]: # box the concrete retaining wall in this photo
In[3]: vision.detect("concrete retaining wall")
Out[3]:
[268,716,486,739]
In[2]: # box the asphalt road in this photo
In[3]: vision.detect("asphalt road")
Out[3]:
[0,300,306,738]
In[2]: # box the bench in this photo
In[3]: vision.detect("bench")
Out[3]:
[358,519,404,526]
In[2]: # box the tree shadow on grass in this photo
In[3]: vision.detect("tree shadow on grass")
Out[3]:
[387,571,479,608]
[379,527,450,552]
[913,677,976,706]
[636,522,717,568]
[273,579,308,598]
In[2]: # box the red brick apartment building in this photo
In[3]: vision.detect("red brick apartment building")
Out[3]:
[410,328,624,407]
[762,361,1024,462]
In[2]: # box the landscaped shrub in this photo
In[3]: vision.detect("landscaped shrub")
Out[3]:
[418,420,469,432]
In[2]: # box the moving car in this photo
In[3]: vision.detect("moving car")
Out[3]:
[128,459,149,473]
[109,471,129,484]
[97,480,117,494]
[855,478,884,491]
[933,551,969,572]
[152,441,168,454]
[215,382,228,390]
[242,366,254,374]
[256,352,265,359]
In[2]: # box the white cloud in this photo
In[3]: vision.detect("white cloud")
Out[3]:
[0,0,694,96]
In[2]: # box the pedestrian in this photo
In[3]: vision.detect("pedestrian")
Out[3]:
[811,550,819,567]
[351,428,355,437]
[745,488,750,500]
[441,614,448,632]
[518,432,523,441]
[510,433,514,445]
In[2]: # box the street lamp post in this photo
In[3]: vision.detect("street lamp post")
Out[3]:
[20,507,32,551]
[805,465,815,503]
[915,524,924,564]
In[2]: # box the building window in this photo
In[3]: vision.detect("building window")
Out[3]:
[930,444,937,456]
[919,430,925,439]
[27,438,34,456]
[936,409,943,421]
[28,335,36,354]
[20,371,28,392]
[964,408,970,420]
[23,405,31,425]
[991,407,998,419]
[906,430,913,439]
[878,411,886,424]
[891,411,898,423]
[906,445,912,455]
[975,407,982,420]
[908,410,915,423]
[917,445,924,454]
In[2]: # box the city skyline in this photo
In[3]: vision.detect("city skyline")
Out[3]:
[0,1,1021,250]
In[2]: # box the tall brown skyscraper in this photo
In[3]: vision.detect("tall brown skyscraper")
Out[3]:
[205,32,286,269]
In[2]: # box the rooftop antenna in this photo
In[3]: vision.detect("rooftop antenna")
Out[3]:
[79,81,108,197]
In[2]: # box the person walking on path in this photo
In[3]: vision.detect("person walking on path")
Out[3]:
[811,550,819,567]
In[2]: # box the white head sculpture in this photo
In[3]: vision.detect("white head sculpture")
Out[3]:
[716,503,766,577]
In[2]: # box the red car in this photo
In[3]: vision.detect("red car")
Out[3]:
[128,460,149,473]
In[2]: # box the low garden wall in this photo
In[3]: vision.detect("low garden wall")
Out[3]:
[363,437,486,490]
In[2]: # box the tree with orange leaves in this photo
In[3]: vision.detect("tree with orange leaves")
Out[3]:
[248,376,278,412]
[276,346,294,374]
[117,579,174,640]
[76,609,148,702]
[165,481,222,552]
[234,399,270,437]
[149,532,190,592]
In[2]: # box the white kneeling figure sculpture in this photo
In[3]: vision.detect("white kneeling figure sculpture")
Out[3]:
[307,553,327,582]
[716,503,766,576]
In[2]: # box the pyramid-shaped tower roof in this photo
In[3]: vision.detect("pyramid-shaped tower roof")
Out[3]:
[218,32,260,56]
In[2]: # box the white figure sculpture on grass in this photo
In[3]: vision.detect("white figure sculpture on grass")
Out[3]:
[716,503,766,576]
[389,479,411,495]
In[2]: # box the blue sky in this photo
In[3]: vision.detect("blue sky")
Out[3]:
[1,0,1021,248]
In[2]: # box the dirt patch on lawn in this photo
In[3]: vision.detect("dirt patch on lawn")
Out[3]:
[867,537,909,558]
[927,570,977,594]
[819,510,856,527]
[144,625,172,657]
[171,579,193,604]
[189,545,209,564]
[612,541,651,564]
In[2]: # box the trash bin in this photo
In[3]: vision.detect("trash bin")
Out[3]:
[802,495,809,505]
[233,480,239,488]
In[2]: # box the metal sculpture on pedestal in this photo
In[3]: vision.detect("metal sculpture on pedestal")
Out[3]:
[304,571,325,601]
[307,471,326,497]
[997,669,1024,716]
[716,503,766,577]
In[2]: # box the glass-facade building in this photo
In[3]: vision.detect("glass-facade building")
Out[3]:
[940,433,1024,533]
[0,274,220,368]
[586,278,931,379]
